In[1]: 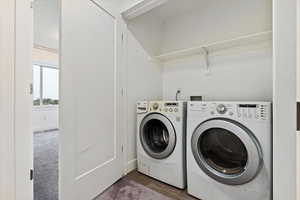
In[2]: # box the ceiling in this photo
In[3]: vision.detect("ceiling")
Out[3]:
[34,0,59,50]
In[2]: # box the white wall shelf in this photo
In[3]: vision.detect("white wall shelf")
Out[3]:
[122,0,169,20]
[154,31,272,62]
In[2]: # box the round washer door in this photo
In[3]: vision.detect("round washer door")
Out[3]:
[191,118,263,185]
[140,113,176,159]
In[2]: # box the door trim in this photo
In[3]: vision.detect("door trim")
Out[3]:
[0,0,33,199]
[191,118,263,185]
[0,0,16,199]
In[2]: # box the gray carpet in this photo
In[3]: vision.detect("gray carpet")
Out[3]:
[34,130,59,200]
[95,178,173,200]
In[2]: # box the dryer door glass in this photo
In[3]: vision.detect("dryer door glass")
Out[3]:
[140,114,176,159]
[199,128,248,175]
[191,119,262,185]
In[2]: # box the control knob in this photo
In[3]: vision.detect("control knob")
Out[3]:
[152,103,159,110]
[216,104,227,114]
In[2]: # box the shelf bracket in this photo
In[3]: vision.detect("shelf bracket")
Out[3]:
[201,47,210,74]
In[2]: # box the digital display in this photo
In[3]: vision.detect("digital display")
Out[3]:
[239,104,257,108]
[165,103,178,106]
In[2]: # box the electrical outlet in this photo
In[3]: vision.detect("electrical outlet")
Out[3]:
[176,89,182,101]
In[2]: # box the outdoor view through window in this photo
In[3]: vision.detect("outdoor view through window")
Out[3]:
[33,64,59,106]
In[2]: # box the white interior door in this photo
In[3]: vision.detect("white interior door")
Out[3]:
[15,0,34,199]
[296,1,300,200]
[60,1,124,199]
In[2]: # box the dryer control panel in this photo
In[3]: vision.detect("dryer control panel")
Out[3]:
[189,102,271,121]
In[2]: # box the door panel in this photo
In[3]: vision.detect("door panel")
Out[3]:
[60,0,123,199]
[15,0,34,199]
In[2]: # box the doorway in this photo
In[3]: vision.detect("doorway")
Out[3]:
[32,0,59,199]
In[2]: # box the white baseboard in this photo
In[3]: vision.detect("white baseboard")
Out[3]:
[125,159,137,174]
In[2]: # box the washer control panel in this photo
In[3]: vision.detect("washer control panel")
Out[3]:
[216,104,227,114]
[149,101,180,113]
[189,102,271,121]
[137,101,148,114]
[137,101,183,114]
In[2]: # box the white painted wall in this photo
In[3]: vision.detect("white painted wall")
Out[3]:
[125,29,163,172]
[127,12,164,56]
[160,0,272,102]
[34,0,59,49]
[120,0,143,11]
[161,0,272,54]
[163,43,273,101]
[273,0,297,199]
[33,47,59,66]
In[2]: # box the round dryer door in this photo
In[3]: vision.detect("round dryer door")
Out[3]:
[140,113,176,159]
[191,118,263,185]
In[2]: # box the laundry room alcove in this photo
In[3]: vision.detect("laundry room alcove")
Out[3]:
[122,0,273,102]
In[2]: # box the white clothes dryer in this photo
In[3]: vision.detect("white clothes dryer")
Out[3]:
[187,101,272,200]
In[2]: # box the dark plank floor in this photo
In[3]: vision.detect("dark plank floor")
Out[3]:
[126,170,198,200]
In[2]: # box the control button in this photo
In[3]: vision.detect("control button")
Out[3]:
[152,103,159,110]
[229,112,234,116]
[216,104,227,114]
[174,108,178,112]
[164,108,168,112]
[211,111,215,115]
[169,108,173,112]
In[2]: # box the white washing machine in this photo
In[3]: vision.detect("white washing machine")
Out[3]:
[137,101,187,189]
[187,101,272,200]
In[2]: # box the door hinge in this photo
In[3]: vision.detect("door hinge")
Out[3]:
[297,102,300,131]
[121,33,124,42]
[30,0,34,8]
[30,83,33,95]
[30,169,34,181]
[121,145,124,153]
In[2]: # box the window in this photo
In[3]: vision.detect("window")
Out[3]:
[33,64,59,106]
[33,65,41,106]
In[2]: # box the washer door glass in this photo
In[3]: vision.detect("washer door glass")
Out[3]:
[140,114,176,159]
[191,119,262,185]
